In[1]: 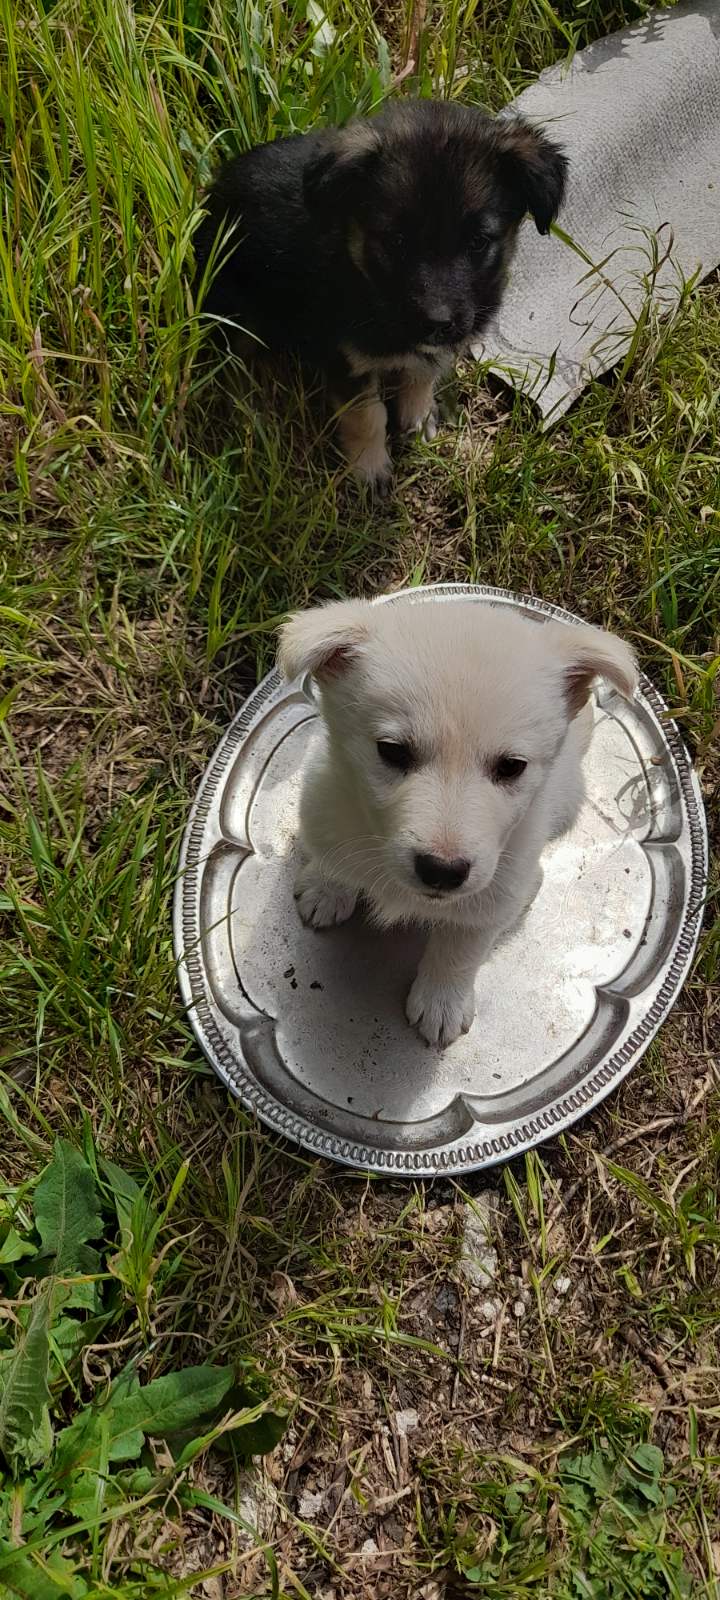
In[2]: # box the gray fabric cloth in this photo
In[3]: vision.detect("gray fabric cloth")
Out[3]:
[475,0,720,420]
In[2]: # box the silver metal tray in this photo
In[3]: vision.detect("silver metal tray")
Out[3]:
[174,585,708,1176]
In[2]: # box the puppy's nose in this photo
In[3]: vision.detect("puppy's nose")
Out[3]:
[414,853,471,892]
[424,304,454,339]
[426,301,452,324]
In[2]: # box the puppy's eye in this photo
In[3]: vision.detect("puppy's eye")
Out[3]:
[377,740,414,772]
[465,220,492,253]
[493,755,527,782]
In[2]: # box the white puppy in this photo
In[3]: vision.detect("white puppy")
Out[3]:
[278,596,637,1047]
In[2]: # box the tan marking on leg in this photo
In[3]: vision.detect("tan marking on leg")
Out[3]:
[336,385,392,488]
[396,372,439,439]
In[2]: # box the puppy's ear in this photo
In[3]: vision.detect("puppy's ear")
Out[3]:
[303,122,381,213]
[278,600,371,682]
[495,118,567,235]
[546,622,638,718]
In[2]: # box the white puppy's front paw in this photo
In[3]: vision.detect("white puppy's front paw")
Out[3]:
[294,864,357,930]
[405,973,476,1047]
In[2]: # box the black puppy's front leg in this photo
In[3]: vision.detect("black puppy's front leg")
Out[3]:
[329,357,392,492]
[394,368,440,441]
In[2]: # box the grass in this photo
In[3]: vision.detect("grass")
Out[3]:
[1,0,719,1592]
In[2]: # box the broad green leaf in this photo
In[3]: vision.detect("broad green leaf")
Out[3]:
[52,1362,235,1483]
[561,1449,614,1498]
[18,1280,98,1323]
[210,1391,288,1460]
[630,1442,666,1505]
[73,1245,101,1277]
[54,1279,100,1315]
[165,1365,287,1463]
[34,1141,102,1275]
[122,1465,158,1495]
[631,1442,664,1479]
[49,1311,111,1370]
[99,1152,142,1209]
[0,1284,53,1466]
[0,1538,87,1598]
[0,1227,37,1267]
[53,1369,143,1481]
[68,1462,158,1520]
[22,1405,54,1469]
[98,1155,142,1227]
[564,1480,592,1515]
[228,1405,287,1459]
[112,1362,235,1448]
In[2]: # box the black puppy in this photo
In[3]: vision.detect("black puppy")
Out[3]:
[194,99,566,488]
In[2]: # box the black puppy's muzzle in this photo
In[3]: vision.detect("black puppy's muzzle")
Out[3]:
[420,304,475,348]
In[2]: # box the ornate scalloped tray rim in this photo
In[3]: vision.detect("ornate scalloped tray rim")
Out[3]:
[174,584,708,1176]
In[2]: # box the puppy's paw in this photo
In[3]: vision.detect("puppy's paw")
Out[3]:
[398,400,440,442]
[420,406,440,443]
[352,442,393,496]
[405,973,475,1048]
[294,864,357,930]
